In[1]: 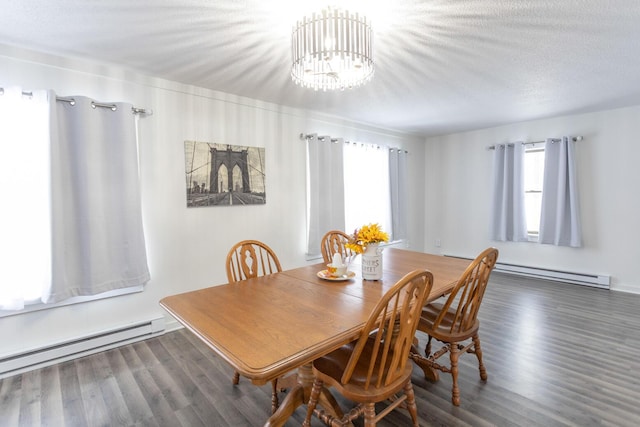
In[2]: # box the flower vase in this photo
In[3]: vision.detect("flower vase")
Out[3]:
[361,243,383,280]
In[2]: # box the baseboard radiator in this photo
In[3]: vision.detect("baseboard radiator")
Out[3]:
[0,317,165,379]
[446,255,610,289]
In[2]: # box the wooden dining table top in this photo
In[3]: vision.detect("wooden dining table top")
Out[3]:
[159,248,471,385]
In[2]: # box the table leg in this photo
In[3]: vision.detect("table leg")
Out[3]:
[276,371,299,391]
[409,346,440,382]
[264,363,343,427]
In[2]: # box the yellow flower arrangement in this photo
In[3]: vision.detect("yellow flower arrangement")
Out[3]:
[345,223,390,254]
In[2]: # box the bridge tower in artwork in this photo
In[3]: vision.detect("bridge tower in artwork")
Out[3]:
[209,145,251,194]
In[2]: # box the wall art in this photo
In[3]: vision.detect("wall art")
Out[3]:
[184,141,266,207]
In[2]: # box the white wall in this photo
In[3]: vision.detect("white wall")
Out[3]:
[424,107,640,293]
[5,42,636,359]
[0,45,425,356]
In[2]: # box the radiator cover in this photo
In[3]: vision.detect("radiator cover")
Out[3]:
[0,317,165,379]
[445,255,610,289]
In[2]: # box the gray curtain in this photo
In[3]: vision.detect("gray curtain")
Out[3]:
[490,142,528,242]
[45,95,150,303]
[389,148,408,241]
[539,137,582,247]
[306,135,345,258]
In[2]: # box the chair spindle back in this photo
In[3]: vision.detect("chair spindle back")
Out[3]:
[433,247,499,334]
[226,240,282,282]
[320,230,356,264]
[341,269,434,389]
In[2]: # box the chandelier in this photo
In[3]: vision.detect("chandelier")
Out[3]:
[291,7,374,91]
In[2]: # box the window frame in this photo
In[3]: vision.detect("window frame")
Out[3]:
[523,142,545,241]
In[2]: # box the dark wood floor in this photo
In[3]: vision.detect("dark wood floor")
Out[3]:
[2,273,640,426]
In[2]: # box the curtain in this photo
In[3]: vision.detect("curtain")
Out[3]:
[490,142,528,241]
[539,137,582,247]
[389,148,408,241]
[46,95,150,303]
[0,87,53,310]
[306,135,345,258]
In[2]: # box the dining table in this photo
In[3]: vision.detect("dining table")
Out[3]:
[159,247,471,426]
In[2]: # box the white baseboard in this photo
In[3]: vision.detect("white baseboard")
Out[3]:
[445,254,610,289]
[609,283,640,295]
[0,317,166,379]
[163,317,184,333]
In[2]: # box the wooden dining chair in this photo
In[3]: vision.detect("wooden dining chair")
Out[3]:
[410,247,499,406]
[320,230,356,264]
[303,269,434,427]
[226,239,282,282]
[225,239,283,413]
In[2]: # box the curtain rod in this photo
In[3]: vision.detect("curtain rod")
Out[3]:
[56,96,152,115]
[0,87,152,115]
[300,132,409,154]
[487,136,583,150]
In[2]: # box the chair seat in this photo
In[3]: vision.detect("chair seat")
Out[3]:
[418,303,480,343]
[313,337,414,403]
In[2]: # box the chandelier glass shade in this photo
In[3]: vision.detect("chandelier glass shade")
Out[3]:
[291,7,374,91]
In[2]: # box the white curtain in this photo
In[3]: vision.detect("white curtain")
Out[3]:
[490,142,528,241]
[389,148,408,241]
[343,142,391,236]
[46,96,150,303]
[0,87,53,310]
[539,137,582,247]
[306,136,345,258]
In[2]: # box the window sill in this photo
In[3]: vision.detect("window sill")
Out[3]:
[0,285,144,318]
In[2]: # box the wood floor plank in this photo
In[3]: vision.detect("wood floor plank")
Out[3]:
[3,273,640,426]
[82,351,133,425]
[125,342,183,426]
[174,404,207,427]
[58,361,88,427]
[106,347,156,424]
[39,365,65,426]
[142,339,192,411]
[147,338,229,425]
[135,367,182,425]
[17,369,40,426]
[77,354,118,427]
[0,374,22,426]
[161,329,255,426]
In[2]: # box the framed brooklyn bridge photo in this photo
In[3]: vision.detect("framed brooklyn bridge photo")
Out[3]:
[184,141,266,207]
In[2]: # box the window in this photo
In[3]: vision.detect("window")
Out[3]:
[305,135,406,259]
[343,142,391,235]
[492,137,581,246]
[0,87,149,315]
[523,142,545,238]
[0,89,51,310]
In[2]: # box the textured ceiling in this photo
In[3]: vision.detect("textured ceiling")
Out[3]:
[2,0,640,136]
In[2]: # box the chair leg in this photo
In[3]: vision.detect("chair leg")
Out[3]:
[270,378,279,414]
[302,378,323,427]
[424,335,433,357]
[363,402,376,427]
[232,370,240,385]
[403,381,420,427]
[473,333,488,381]
[449,342,461,406]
